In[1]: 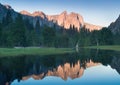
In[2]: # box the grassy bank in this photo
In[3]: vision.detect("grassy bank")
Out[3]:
[0,47,73,57]
[85,45,120,51]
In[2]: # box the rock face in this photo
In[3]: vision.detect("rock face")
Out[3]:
[0,3,18,21]
[108,15,120,34]
[47,11,84,30]
[20,10,102,31]
[85,23,102,31]
[0,3,102,31]
[3,5,12,10]
[20,10,31,16]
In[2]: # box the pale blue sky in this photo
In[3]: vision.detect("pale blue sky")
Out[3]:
[1,0,120,26]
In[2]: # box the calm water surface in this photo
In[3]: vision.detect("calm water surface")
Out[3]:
[0,49,120,85]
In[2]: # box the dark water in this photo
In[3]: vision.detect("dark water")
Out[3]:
[0,49,120,85]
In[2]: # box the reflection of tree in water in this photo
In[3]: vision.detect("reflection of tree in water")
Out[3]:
[0,49,120,85]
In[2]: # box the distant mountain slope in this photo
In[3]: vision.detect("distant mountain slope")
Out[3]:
[0,4,18,21]
[108,15,120,34]
[85,23,102,31]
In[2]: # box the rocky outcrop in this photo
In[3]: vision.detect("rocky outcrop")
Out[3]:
[85,23,102,31]
[0,3,18,22]
[108,15,120,34]
[32,11,46,19]
[47,11,84,30]
[20,10,46,18]
[20,10,31,16]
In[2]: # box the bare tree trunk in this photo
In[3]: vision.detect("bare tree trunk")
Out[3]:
[96,39,99,46]
[76,42,79,52]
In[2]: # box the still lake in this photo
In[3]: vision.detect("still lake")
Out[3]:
[0,49,120,85]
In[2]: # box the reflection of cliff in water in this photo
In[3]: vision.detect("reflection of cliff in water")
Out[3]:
[22,60,100,81]
[0,49,120,85]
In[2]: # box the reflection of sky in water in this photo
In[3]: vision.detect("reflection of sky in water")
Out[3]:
[11,65,120,85]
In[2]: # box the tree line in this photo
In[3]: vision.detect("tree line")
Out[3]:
[0,10,120,48]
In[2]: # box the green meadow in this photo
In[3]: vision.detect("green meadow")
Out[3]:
[85,45,120,51]
[0,47,73,57]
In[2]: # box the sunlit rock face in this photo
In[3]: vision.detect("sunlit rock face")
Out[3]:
[20,11,49,27]
[23,11,102,31]
[20,10,102,31]
[85,23,102,31]
[32,11,46,19]
[20,10,31,16]
[20,11,46,19]
[47,11,84,30]
[22,60,100,81]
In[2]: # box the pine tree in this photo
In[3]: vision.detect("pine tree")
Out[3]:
[42,26,56,47]
[79,26,91,47]
[0,23,2,46]
[1,10,14,47]
[11,14,27,47]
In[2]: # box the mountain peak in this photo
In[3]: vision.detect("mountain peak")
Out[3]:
[61,11,67,15]
[70,12,78,15]
[31,11,46,19]
[20,10,31,16]
[118,14,120,18]
[108,15,120,34]
[116,14,120,22]
[4,4,12,10]
[20,10,46,18]
[69,12,80,19]
[32,11,45,16]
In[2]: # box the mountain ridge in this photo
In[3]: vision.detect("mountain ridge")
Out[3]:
[20,10,102,31]
[0,3,102,31]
